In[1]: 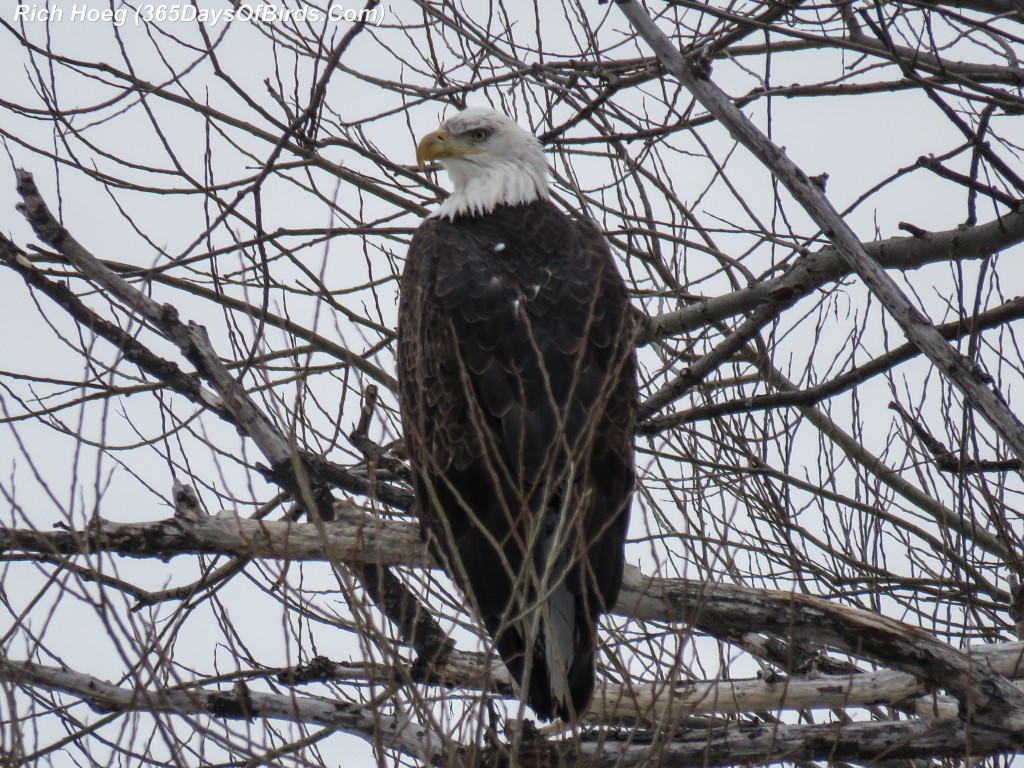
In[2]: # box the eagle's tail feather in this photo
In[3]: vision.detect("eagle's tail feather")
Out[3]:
[521,604,594,721]
[543,564,575,701]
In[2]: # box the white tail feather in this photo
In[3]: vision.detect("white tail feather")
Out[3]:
[542,579,575,707]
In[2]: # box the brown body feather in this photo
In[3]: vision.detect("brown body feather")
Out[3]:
[397,199,636,721]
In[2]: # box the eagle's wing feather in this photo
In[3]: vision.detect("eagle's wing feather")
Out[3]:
[398,200,635,721]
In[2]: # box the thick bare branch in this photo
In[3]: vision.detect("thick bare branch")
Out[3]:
[619,569,1024,729]
[3,2,1024,764]
[618,0,1024,466]
[0,510,427,569]
[0,659,451,763]
[517,717,1019,767]
[6,510,1024,731]
[643,209,1024,342]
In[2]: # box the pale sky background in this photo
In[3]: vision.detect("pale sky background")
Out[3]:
[1,1,1022,765]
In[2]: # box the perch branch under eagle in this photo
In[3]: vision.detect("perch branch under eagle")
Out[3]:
[397,107,636,721]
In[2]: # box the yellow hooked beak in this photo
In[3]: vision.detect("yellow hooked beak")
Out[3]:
[416,129,481,170]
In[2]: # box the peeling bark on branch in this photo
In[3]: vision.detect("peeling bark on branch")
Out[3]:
[0,512,429,569]
[6,511,1024,738]
[5,172,447,692]
[2,655,1023,766]
[515,717,1020,767]
[278,641,1024,723]
[0,659,451,763]
[619,571,1024,731]
[3,4,1024,764]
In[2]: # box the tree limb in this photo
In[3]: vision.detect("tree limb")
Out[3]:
[0,658,452,764]
[617,0,1024,467]
[643,209,1024,343]
[4,655,1023,766]
[5,511,1024,732]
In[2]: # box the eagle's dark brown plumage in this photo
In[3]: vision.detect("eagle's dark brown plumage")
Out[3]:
[397,108,636,721]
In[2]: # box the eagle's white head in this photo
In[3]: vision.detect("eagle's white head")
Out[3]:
[416,107,550,219]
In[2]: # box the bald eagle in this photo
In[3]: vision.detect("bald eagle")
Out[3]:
[397,107,636,722]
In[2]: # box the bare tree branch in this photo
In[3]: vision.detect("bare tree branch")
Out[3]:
[618,0,1024,467]
[3,1,1024,764]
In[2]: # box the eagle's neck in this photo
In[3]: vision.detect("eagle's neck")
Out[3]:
[431,155,550,220]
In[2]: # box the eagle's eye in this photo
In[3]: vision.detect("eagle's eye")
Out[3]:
[469,128,490,142]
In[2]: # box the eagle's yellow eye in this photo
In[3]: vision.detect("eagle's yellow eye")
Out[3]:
[470,129,489,142]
